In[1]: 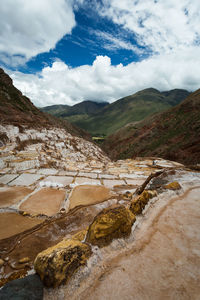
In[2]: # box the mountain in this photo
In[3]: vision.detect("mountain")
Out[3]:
[0,68,90,140]
[40,104,70,115]
[41,88,189,137]
[41,101,108,117]
[103,89,200,165]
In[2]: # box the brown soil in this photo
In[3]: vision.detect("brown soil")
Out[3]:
[0,187,32,208]
[69,185,112,210]
[0,213,42,240]
[19,188,66,216]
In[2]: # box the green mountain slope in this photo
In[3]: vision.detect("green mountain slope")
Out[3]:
[72,88,190,136]
[40,104,70,115]
[41,101,108,117]
[103,89,200,165]
[40,100,109,131]
[40,88,189,137]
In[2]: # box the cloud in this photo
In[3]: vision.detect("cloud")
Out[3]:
[91,30,142,54]
[98,0,200,54]
[0,0,76,65]
[10,47,200,107]
[3,0,200,106]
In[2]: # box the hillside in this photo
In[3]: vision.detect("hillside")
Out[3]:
[41,101,108,128]
[103,89,200,165]
[41,88,189,136]
[0,68,90,140]
[40,104,70,115]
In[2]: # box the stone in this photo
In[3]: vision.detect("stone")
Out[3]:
[164,181,181,190]
[123,191,132,200]
[0,259,4,267]
[130,190,157,215]
[34,239,92,288]
[72,229,88,241]
[86,205,136,247]
[0,274,43,300]
[18,257,30,264]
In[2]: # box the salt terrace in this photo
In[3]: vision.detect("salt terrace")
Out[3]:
[0,155,183,240]
[0,124,199,291]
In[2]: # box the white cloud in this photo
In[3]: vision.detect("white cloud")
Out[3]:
[99,0,200,54]
[3,0,200,106]
[90,30,142,54]
[10,47,200,107]
[0,0,76,64]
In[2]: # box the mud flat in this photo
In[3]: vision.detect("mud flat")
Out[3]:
[0,213,42,240]
[0,186,32,208]
[19,188,66,216]
[68,185,112,210]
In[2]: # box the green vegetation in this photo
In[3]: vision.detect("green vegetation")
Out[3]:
[40,88,189,137]
[103,89,200,165]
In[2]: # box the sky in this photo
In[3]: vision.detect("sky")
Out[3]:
[0,0,200,107]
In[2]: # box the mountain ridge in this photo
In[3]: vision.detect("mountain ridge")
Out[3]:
[103,89,200,165]
[0,68,90,140]
[40,88,190,136]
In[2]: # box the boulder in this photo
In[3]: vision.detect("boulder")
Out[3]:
[0,259,4,267]
[164,181,181,190]
[72,229,88,241]
[34,239,92,288]
[18,257,30,264]
[86,205,135,247]
[130,190,157,215]
[0,274,43,300]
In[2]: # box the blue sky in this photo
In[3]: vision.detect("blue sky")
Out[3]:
[2,2,147,73]
[0,0,200,107]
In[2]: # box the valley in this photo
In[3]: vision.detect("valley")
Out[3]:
[41,88,189,137]
[0,68,200,300]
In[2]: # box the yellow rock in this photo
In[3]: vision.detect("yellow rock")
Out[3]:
[164,181,181,190]
[72,229,88,242]
[86,205,135,247]
[18,257,30,264]
[130,190,157,215]
[123,191,132,200]
[0,259,4,267]
[34,239,92,288]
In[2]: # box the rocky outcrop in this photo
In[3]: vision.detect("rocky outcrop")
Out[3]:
[86,205,135,247]
[130,190,157,215]
[34,239,92,287]
[164,181,181,190]
[0,274,43,300]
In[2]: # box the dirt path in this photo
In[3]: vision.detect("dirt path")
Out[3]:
[75,187,200,300]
